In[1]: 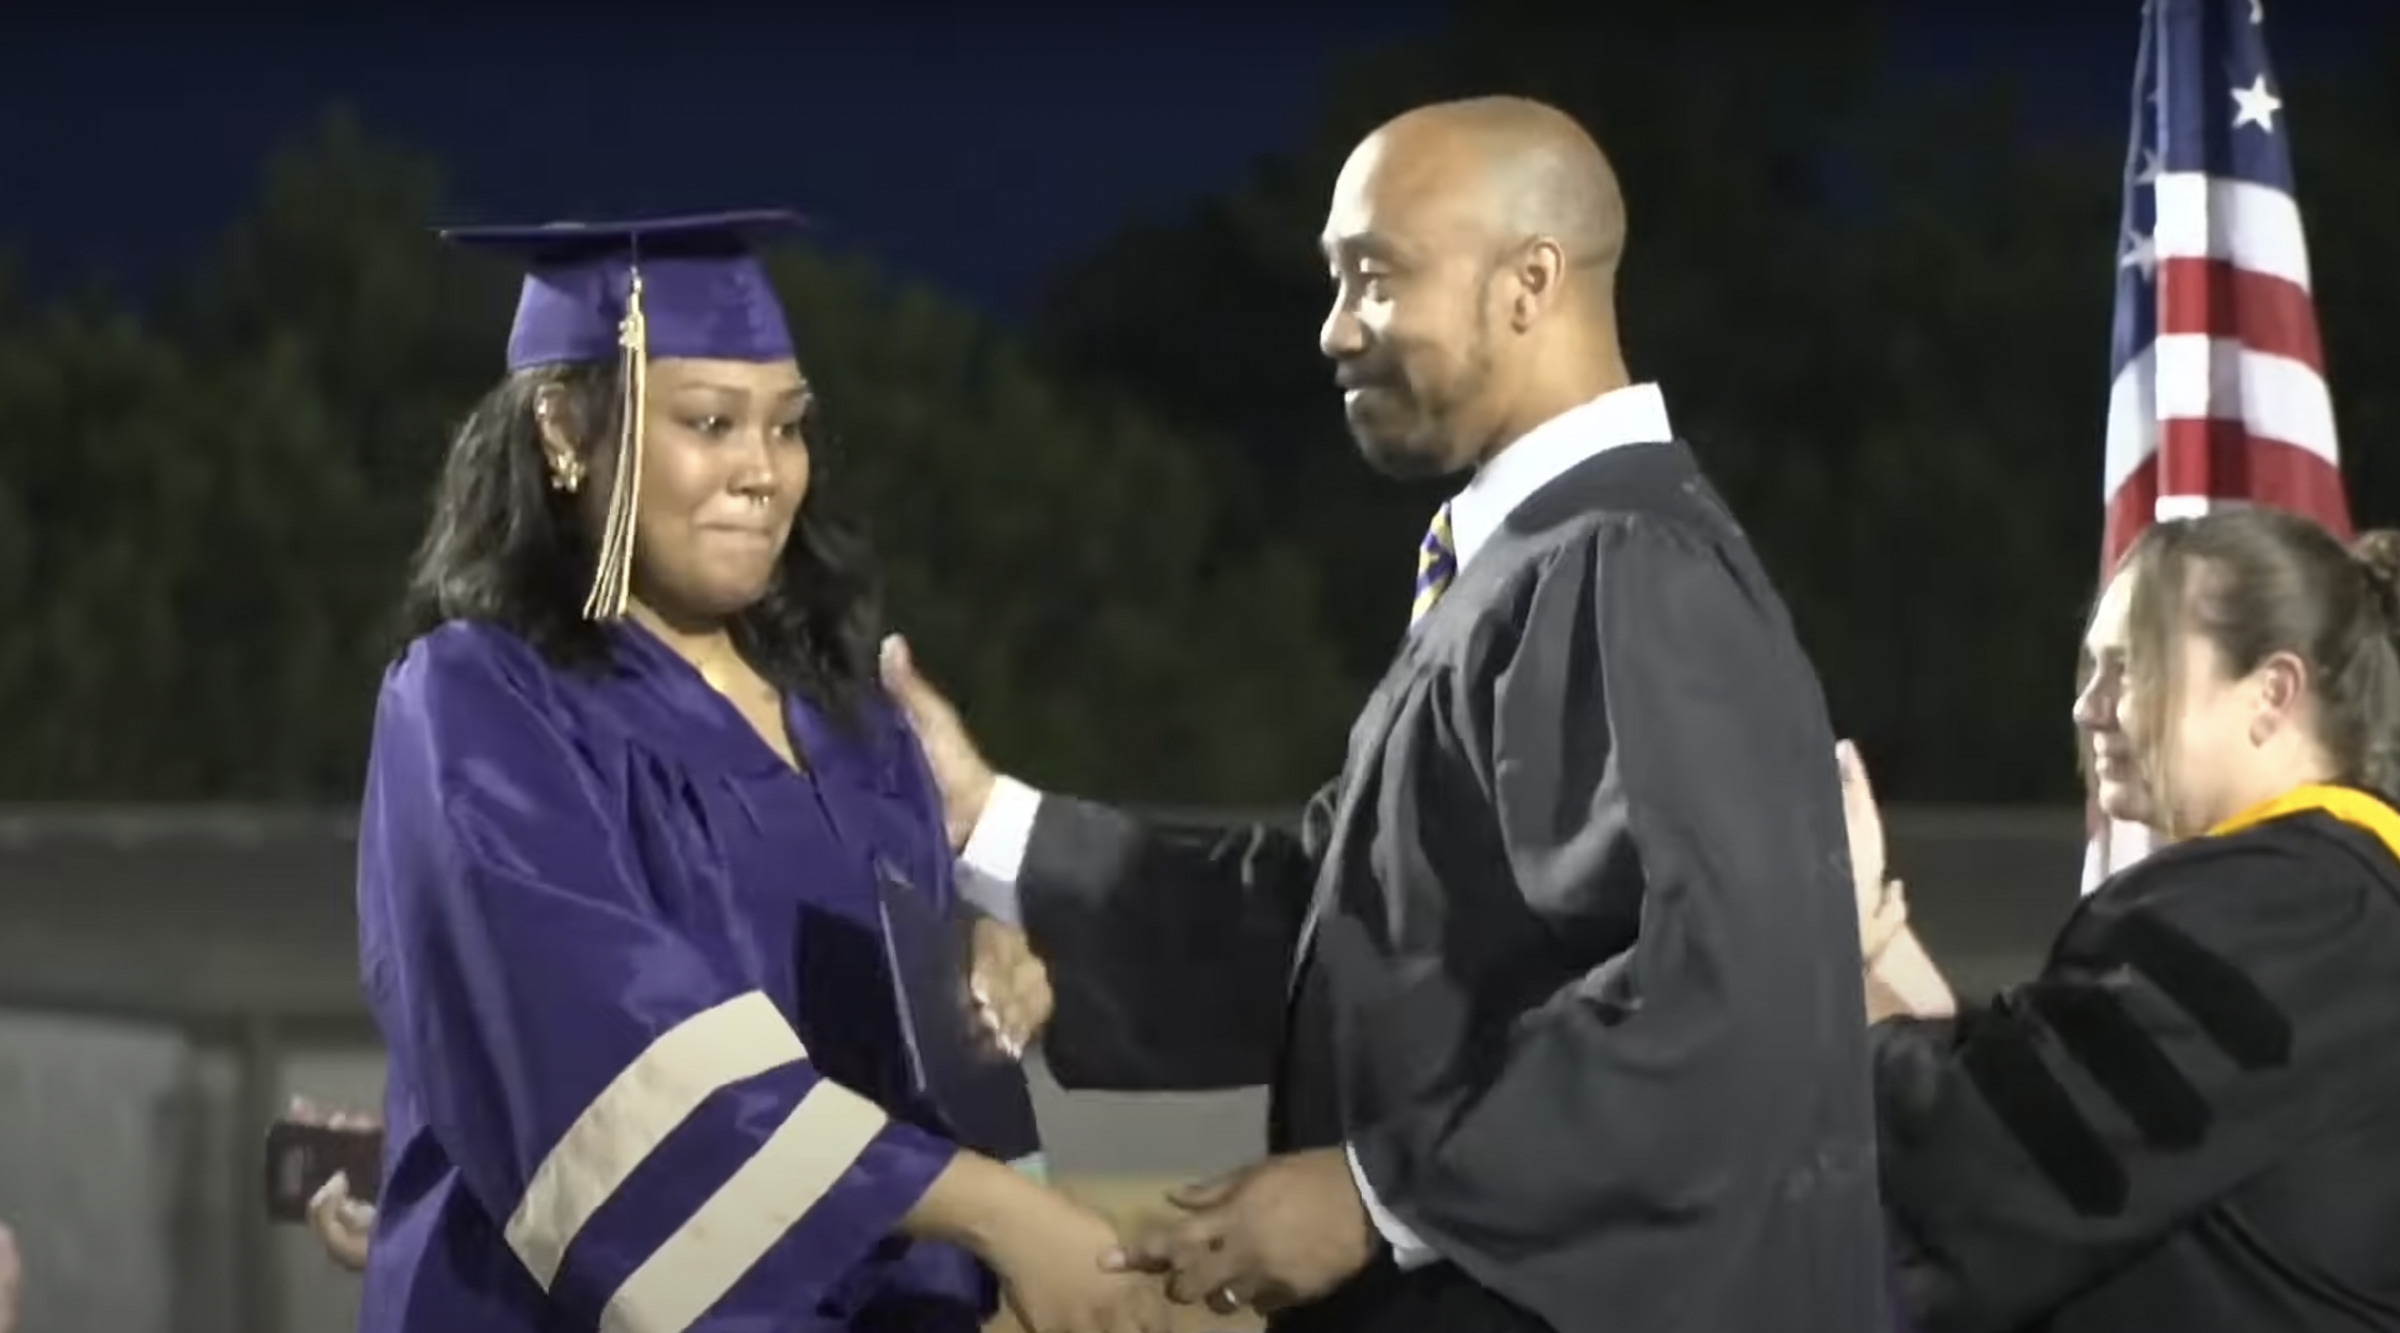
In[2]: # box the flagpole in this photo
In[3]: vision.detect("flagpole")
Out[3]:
[2083,0,2347,894]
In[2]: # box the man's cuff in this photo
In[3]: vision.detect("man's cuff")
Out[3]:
[956,775,1043,923]
[1344,1142,1441,1271]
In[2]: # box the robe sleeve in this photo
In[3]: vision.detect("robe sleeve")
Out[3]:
[1346,516,1879,1320]
[994,783,1329,1092]
[356,630,955,1333]
[1876,836,2379,1333]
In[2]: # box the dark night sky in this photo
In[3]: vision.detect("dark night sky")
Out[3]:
[0,5,2365,323]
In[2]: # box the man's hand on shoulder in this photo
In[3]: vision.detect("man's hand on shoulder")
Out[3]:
[880,635,997,849]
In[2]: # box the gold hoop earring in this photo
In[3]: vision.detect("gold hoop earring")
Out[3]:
[549,452,585,494]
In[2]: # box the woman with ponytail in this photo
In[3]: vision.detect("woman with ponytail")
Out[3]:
[1848,508,2400,1333]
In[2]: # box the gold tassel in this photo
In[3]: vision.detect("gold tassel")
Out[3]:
[582,267,648,621]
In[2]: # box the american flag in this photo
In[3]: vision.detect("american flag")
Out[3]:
[2084,0,2350,890]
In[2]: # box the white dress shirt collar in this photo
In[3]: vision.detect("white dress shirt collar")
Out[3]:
[1445,382,1673,570]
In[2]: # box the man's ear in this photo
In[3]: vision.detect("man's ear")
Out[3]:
[1508,237,1569,332]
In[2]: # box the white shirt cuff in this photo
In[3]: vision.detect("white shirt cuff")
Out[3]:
[1345,1142,1441,1271]
[955,775,1043,924]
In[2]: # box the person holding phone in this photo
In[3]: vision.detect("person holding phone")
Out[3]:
[269,1098,378,1273]
[349,211,1166,1333]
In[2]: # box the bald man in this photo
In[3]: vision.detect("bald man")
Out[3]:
[887,97,1884,1333]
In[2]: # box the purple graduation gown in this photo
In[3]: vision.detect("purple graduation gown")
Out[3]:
[353,620,993,1333]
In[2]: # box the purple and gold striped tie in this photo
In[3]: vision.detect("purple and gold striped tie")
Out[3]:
[1411,502,1458,627]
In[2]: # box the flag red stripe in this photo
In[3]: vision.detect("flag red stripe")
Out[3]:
[2154,256,2324,373]
[2157,420,2350,534]
[2103,425,2352,573]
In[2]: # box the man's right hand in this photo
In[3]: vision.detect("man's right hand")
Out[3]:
[986,1194,1173,1333]
[971,915,1054,1056]
[880,635,997,852]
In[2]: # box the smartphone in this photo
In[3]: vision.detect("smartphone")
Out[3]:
[262,1119,384,1224]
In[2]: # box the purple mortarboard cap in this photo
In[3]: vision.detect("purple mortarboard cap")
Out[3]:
[439,210,806,371]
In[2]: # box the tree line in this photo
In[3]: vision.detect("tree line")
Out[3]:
[0,115,1352,805]
[3,2,2396,805]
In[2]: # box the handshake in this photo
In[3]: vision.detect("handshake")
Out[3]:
[968,926,1381,1333]
[964,1149,1379,1333]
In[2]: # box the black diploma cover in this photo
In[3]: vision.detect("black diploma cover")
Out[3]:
[872,857,1046,1172]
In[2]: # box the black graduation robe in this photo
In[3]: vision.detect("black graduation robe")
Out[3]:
[1014,441,1888,1333]
[1878,788,2400,1333]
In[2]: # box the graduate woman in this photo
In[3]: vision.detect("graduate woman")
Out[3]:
[352,212,1168,1333]
[1847,507,2400,1333]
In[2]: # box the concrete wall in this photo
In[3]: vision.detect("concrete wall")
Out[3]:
[0,1012,236,1333]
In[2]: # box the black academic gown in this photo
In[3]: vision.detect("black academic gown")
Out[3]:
[1878,799,2400,1333]
[1016,441,1889,1333]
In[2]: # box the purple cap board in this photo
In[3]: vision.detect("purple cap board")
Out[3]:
[438,210,806,372]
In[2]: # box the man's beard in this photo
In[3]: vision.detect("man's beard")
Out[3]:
[1350,414,1455,480]
[1346,383,1445,478]
[1345,350,1488,480]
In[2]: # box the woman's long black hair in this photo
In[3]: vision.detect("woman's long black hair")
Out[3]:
[400,362,884,719]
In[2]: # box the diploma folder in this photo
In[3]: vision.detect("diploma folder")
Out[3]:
[871,858,1046,1177]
